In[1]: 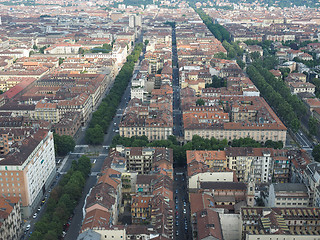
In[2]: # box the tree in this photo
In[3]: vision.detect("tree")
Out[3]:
[78,48,84,55]
[58,58,64,65]
[196,98,205,106]
[214,52,227,59]
[76,156,91,177]
[29,231,44,240]
[250,51,261,61]
[144,40,149,46]
[279,67,291,79]
[308,116,318,136]
[237,59,245,69]
[290,118,300,133]
[206,75,226,88]
[39,46,47,54]
[85,124,104,145]
[53,134,75,156]
[34,221,49,234]
[312,144,320,162]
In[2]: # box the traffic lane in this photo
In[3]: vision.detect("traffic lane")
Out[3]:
[90,155,108,173]
[23,176,58,239]
[103,90,131,146]
[296,130,312,148]
[174,174,190,239]
[65,175,98,240]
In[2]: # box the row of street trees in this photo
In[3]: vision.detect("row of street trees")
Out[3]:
[30,156,91,240]
[247,64,306,132]
[194,8,230,43]
[111,135,283,166]
[85,43,143,144]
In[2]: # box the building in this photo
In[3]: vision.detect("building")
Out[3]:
[120,88,173,141]
[124,147,173,175]
[288,82,315,95]
[183,97,287,144]
[200,182,247,213]
[53,111,81,137]
[131,196,152,224]
[226,147,273,183]
[303,162,320,208]
[268,183,309,208]
[192,208,224,240]
[0,197,21,240]
[34,100,59,123]
[240,207,320,240]
[0,129,56,217]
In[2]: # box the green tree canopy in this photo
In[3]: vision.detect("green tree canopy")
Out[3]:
[53,134,75,156]
[312,144,320,162]
[196,98,205,106]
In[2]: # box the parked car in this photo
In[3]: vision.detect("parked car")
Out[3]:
[33,213,37,219]
[26,224,31,231]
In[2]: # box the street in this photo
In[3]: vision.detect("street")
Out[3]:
[171,25,192,239]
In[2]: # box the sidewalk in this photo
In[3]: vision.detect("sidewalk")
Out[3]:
[57,155,69,173]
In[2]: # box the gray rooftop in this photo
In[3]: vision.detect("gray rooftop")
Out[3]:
[273,183,307,192]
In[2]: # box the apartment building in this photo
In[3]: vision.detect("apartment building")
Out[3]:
[44,43,81,55]
[225,147,273,183]
[120,86,173,141]
[186,150,228,171]
[150,194,174,239]
[0,197,22,240]
[192,208,223,240]
[34,100,59,123]
[0,128,26,155]
[53,111,81,137]
[303,162,320,208]
[0,129,56,217]
[131,196,152,224]
[124,147,173,175]
[57,93,92,125]
[288,82,315,95]
[85,169,121,226]
[240,207,320,240]
[268,183,309,208]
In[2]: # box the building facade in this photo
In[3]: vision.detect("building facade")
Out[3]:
[0,130,56,217]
